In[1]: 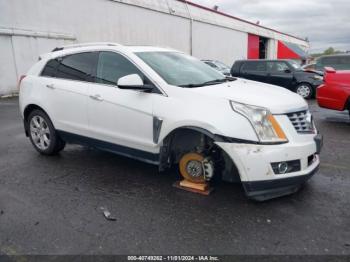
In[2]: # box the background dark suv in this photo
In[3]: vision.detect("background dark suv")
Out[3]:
[315,54,350,71]
[231,59,323,99]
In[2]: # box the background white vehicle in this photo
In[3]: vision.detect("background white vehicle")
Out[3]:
[19,43,322,201]
[202,60,231,76]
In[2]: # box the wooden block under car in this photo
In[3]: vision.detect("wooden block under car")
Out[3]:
[173,180,214,195]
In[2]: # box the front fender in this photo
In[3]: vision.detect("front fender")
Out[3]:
[158,120,224,145]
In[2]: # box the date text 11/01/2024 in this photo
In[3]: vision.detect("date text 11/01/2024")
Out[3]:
[127,256,219,261]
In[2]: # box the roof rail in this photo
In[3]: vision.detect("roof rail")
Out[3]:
[52,42,122,52]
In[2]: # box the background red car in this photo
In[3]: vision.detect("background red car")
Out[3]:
[317,67,350,113]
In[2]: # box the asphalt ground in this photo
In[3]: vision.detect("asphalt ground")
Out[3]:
[0,97,349,256]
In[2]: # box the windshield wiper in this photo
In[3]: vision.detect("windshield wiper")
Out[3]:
[200,78,227,86]
[201,77,236,86]
[179,77,236,88]
[178,83,204,88]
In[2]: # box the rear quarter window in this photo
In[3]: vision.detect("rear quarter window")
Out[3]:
[41,59,60,77]
[41,52,98,82]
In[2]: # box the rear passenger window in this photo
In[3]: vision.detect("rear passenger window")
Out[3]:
[242,62,266,72]
[55,52,97,82]
[96,51,144,85]
[268,62,289,72]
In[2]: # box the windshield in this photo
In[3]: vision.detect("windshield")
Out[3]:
[136,51,228,87]
[289,60,301,70]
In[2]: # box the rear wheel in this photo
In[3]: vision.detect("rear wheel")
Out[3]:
[295,83,313,99]
[28,110,65,155]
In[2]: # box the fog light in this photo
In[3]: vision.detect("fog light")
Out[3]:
[278,162,289,174]
[271,160,301,175]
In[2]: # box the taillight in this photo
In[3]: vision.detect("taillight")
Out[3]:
[17,75,26,90]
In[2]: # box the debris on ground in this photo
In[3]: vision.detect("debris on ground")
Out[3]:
[100,207,116,221]
[0,210,4,215]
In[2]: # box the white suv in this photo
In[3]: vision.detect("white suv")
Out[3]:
[19,42,323,201]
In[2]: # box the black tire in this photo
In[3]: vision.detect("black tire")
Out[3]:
[27,109,65,155]
[295,83,313,99]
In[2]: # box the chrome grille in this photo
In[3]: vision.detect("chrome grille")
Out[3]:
[287,110,315,133]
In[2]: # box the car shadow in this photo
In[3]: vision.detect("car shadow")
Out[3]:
[35,145,318,209]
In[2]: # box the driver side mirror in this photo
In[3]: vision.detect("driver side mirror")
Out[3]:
[117,74,153,92]
[284,69,292,73]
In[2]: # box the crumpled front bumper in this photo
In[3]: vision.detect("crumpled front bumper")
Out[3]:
[216,134,322,201]
[242,164,319,201]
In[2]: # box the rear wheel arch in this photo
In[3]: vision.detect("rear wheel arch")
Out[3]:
[24,104,49,122]
[23,104,52,136]
[27,109,65,155]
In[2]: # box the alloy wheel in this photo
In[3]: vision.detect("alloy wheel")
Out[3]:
[296,85,311,98]
[30,115,51,150]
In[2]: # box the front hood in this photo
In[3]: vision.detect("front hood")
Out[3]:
[298,69,323,76]
[190,78,308,114]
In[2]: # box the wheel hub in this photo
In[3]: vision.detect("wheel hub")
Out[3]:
[297,85,311,98]
[186,160,203,178]
[179,152,214,183]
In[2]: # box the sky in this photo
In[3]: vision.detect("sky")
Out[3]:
[191,0,350,53]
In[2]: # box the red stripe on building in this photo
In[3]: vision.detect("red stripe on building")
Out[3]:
[277,41,300,59]
[247,34,260,59]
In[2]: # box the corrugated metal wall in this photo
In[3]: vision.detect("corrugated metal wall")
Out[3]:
[0,0,308,95]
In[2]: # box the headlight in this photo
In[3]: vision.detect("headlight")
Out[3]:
[230,101,288,143]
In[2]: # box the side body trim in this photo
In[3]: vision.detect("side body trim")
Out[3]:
[58,130,160,165]
[153,117,163,143]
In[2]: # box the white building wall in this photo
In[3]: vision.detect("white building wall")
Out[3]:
[0,33,73,95]
[192,22,247,66]
[267,39,278,59]
[0,0,308,95]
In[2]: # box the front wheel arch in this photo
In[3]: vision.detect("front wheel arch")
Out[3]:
[158,127,216,169]
[158,127,241,183]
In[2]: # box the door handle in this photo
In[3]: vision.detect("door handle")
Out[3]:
[46,84,55,89]
[89,94,104,101]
